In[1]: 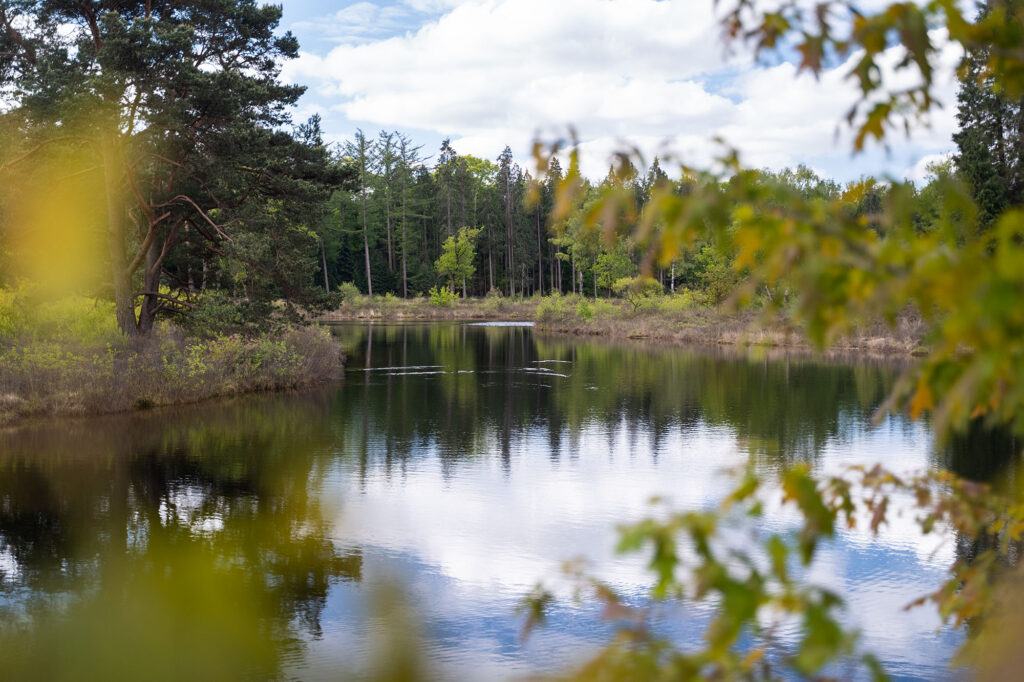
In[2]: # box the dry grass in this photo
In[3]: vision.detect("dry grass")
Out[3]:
[318,294,539,321]
[535,294,929,356]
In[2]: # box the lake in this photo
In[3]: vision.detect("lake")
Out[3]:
[0,322,1012,680]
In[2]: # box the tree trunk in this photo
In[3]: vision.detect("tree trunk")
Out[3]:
[556,251,562,293]
[101,133,138,337]
[401,192,408,298]
[506,173,515,297]
[536,211,543,296]
[385,195,393,271]
[362,187,373,297]
[670,261,675,293]
[548,243,555,294]
[320,235,330,293]
[137,237,161,335]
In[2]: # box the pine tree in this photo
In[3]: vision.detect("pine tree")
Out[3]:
[0,0,331,334]
[954,0,1024,230]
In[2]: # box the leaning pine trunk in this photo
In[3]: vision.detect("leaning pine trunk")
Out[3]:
[137,237,161,335]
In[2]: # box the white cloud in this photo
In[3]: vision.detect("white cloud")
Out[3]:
[904,151,955,184]
[291,2,419,45]
[283,0,961,180]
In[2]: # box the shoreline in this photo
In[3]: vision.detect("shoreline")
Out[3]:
[534,296,927,357]
[320,295,928,358]
[0,382,342,435]
[535,314,926,357]
[316,297,539,322]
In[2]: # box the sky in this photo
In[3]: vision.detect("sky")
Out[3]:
[276,0,962,183]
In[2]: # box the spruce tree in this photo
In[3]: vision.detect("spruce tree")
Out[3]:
[954,0,1024,230]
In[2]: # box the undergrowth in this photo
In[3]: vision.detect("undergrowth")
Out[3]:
[0,288,344,422]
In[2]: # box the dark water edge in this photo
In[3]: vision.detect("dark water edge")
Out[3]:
[0,321,1016,680]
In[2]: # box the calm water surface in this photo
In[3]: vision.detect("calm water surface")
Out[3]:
[0,322,1015,680]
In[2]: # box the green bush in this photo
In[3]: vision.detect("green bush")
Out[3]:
[612,276,664,311]
[695,245,738,304]
[651,288,711,315]
[182,290,250,338]
[482,294,509,315]
[337,281,361,303]
[576,299,594,321]
[0,287,25,340]
[428,286,456,307]
[591,298,619,318]
[0,287,120,345]
[536,293,578,325]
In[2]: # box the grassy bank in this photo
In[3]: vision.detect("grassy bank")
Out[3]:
[534,292,928,355]
[0,292,344,423]
[318,292,539,321]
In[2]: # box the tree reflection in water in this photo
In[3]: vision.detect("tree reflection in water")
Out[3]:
[0,390,359,680]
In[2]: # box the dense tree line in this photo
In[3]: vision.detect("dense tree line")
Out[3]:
[323,135,992,305]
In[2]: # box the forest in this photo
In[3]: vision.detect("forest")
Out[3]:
[2,0,1019,339]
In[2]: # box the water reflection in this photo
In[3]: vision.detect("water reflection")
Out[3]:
[0,393,357,680]
[0,323,1001,679]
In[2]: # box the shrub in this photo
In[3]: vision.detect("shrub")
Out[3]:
[536,293,576,325]
[695,245,738,304]
[612,276,664,311]
[183,290,254,338]
[482,294,509,315]
[0,310,343,421]
[591,298,620,318]
[337,281,361,303]
[576,299,594,321]
[651,288,711,315]
[0,287,120,345]
[428,286,456,307]
[0,288,20,339]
